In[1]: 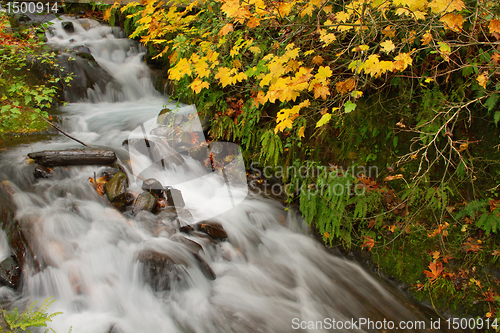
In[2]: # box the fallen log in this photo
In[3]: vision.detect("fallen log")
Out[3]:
[28,149,117,167]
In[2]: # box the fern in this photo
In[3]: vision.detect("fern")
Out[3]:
[475,209,500,235]
[259,130,283,166]
[454,200,500,235]
[455,199,489,220]
[1,298,62,332]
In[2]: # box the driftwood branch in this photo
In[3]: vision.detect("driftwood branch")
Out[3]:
[28,149,117,167]
[39,115,90,147]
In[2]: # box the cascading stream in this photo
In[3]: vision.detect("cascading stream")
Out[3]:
[0,17,450,333]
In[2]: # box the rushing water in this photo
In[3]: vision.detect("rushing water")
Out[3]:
[0,17,450,333]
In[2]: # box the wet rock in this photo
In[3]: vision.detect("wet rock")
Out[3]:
[0,182,41,271]
[150,125,174,137]
[173,132,192,152]
[170,233,203,253]
[165,187,185,208]
[192,253,216,280]
[137,250,187,291]
[104,172,127,202]
[57,53,114,102]
[0,256,21,289]
[99,167,120,181]
[112,192,134,211]
[132,138,157,158]
[133,192,157,214]
[76,18,99,31]
[142,178,163,197]
[76,51,95,62]
[157,108,173,124]
[195,221,227,239]
[189,145,210,162]
[62,21,75,33]
[34,165,52,179]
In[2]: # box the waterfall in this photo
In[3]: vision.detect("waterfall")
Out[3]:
[0,16,449,333]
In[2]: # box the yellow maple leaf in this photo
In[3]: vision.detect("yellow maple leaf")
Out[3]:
[215,67,237,87]
[194,58,210,78]
[169,58,192,81]
[428,0,464,14]
[352,45,370,52]
[440,13,463,32]
[412,11,427,20]
[219,23,234,36]
[336,11,351,22]
[300,3,314,17]
[253,90,267,107]
[247,16,260,28]
[489,19,500,34]
[316,113,332,127]
[315,66,333,85]
[313,84,330,100]
[382,25,395,38]
[380,40,396,53]
[189,78,210,94]
[336,77,356,94]
[298,126,305,139]
[405,0,427,11]
[394,52,413,71]
[319,29,336,47]
[234,72,248,83]
[275,100,310,133]
[312,55,324,65]
[477,73,488,89]
[421,30,432,45]
[278,2,294,16]
[249,46,261,54]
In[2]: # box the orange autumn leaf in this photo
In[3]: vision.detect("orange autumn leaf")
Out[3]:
[493,249,500,257]
[492,53,500,64]
[362,236,375,251]
[440,13,464,32]
[462,241,481,253]
[298,126,305,139]
[312,55,324,65]
[336,78,356,94]
[219,23,234,36]
[313,84,330,100]
[477,73,488,89]
[424,261,444,283]
[489,19,500,34]
[190,132,200,145]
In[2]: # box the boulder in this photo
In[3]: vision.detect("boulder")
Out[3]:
[61,21,75,33]
[0,256,21,289]
[133,192,157,215]
[104,172,127,202]
[196,221,227,239]
[33,165,52,179]
[137,250,187,291]
[141,178,163,197]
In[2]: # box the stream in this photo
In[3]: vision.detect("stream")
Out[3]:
[0,16,452,333]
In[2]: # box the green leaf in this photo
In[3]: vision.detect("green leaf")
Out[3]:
[344,100,357,113]
[494,111,500,126]
[485,94,499,113]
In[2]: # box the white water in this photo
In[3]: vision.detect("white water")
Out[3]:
[0,18,442,333]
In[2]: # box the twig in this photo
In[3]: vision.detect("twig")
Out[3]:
[38,115,90,147]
